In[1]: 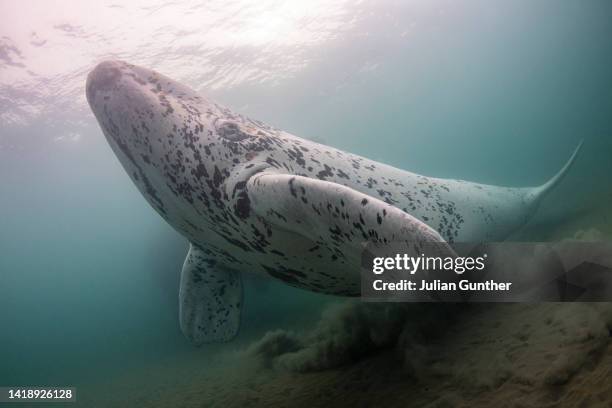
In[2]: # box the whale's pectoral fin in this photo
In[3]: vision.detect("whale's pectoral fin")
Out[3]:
[247,173,454,256]
[179,244,242,345]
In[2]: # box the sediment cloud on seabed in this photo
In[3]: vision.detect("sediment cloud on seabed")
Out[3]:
[244,300,612,388]
[246,302,460,373]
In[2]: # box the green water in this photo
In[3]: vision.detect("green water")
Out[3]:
[0,0,611,404]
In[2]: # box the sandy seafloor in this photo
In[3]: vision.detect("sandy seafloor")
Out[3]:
[73,197,612,408]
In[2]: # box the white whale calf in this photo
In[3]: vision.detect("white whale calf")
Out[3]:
[86,60,582,344]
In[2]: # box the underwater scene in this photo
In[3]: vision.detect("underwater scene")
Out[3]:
[1,0,612,406]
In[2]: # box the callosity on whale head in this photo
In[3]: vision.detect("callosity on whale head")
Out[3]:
[87,60,582,345]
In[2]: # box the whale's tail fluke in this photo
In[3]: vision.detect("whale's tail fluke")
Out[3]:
[525,139,583,205]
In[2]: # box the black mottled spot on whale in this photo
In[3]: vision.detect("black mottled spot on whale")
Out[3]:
[288,177,297,197]
[194,163,208,180]
[316,164,333,180]
[213,165,224,187]
[234,190,250,219]
[266,157,281,168]
[337,169,350,179]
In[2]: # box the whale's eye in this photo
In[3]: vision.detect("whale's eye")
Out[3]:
[216,120,252,142]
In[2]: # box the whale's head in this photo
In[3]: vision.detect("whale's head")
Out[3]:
[86,60,273,239]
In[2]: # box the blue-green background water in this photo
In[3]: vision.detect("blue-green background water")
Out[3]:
[1,0,611,402]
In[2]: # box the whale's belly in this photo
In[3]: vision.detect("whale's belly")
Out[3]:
[191,222,361,295]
